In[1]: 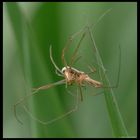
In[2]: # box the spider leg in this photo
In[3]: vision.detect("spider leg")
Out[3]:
[69,9,113,68]
[55,69,64,77]
[61,26,86,67]
[66,88,81,101]
[78,85,83,102]
[50,45,63,74]
[22,87,80,125]
[89,89,105,96]
[69,31,86,67]
[14,79,66,125]
[102,45,121,89]
[62,8,112,68]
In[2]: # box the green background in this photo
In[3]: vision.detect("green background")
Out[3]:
[3,2,137,138]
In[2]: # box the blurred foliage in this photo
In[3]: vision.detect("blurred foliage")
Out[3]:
[3,2,137,138]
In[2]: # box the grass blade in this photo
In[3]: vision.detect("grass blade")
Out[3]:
[88,26,129,137]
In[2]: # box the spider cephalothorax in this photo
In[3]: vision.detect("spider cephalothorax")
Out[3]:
[62,66,85,84]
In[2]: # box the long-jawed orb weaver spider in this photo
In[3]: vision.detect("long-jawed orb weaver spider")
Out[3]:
[14,8,121,125]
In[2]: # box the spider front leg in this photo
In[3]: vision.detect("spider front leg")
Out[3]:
[50,45,63,75]
[61,36,73,67]
[55,69,64,77]
[61,26,86,67]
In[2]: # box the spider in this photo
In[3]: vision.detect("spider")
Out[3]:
[14,8,120,125]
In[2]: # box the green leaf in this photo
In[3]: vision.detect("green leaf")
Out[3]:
[88,27,128,137]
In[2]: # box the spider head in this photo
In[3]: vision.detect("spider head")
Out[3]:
[62,66,70,73]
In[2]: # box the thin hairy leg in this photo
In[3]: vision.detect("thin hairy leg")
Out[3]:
[66,88,81,101]
[55,69,64,77]
[14,79,66,125]
[78,85,83,102]
[61,9,112,68]
[61,27,86,67]
[97,45,121,89]
[22,88,80,125]
[50,45,63,74]
[88,89,104,96]
[87,23,121,89]
[69,9,113,67]
[69,32,86,67]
